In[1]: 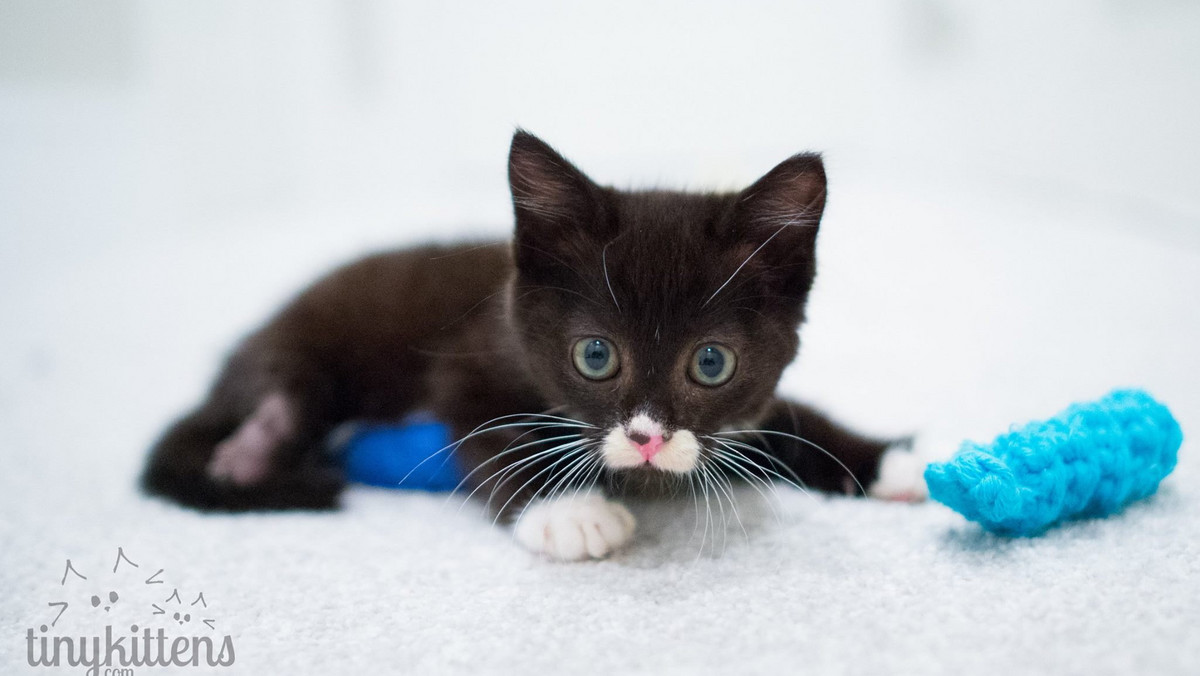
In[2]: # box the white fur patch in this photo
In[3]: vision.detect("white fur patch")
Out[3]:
[625,413,661,438]
[601,413,700,473]
[601,426,646,469]
[648,429,700,473]
[513,491,636,561]
[867,443,929,502]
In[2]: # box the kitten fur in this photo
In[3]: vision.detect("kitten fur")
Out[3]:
[142,130,918,558]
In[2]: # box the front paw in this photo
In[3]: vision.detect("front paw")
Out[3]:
[513,491,636,561]
[867,443,929,503]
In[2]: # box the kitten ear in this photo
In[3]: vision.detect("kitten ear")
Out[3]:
[509,130,607,279]
[728,153,827,297]
[508,130,601,228]
[735,152,826,234]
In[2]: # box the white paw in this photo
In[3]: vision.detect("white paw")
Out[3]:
[513,491,636,561]
[867,443,929,503]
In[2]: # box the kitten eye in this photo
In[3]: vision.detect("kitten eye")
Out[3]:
[572,337,619,380]
[689,344,736,386]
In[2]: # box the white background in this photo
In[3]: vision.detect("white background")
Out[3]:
[3,1,1199,254]
[2,3,1198,675]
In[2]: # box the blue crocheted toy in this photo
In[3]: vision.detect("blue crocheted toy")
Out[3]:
[340,419,463,491]
[924,389,1182,536]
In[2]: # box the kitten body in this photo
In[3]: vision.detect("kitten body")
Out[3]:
[143,131,923,559]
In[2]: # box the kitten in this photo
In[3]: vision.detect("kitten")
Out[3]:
[142,130,925,560]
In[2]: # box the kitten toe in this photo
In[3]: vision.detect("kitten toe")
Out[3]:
[867,443,929,503]
[514,491,636,561]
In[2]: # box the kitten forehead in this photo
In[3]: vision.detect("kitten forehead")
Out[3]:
[584,197,727,311]
[612,189,734,227]
[587,234,748,333]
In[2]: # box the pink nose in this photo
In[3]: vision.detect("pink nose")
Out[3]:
[629,432,664,461]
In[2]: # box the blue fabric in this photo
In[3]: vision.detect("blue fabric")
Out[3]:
[924,389,1183,536]
[342,421,463,491]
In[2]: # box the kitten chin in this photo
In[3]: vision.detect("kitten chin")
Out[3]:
[142,129,916,560]
[603,469,694,500]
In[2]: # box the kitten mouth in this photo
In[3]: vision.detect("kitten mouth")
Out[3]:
[600,414,700,474]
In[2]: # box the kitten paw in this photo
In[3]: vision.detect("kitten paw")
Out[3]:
[867,443,928,503]
[513,491,636,561]
[206,392,293,486]
[208,437,273,486]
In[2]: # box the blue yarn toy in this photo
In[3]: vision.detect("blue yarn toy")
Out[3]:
[340,419,463,491]
[924,389,1182,536]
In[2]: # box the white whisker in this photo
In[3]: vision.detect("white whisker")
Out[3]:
[436,422,590,494]
[453,435,587,511]
[693,462,715,563]
[714,429,865,496]
[705,461,747,542]
[558,456,604,507]
[505,445,601,533]
[707,447,782,524]
[405,418,583,490]
[491,445,595,525]
[704,436,819,504]
[550,448,605,504]
[700,195,823,308]
[601,240,621,313]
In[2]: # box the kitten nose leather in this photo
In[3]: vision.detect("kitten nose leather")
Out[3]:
[629,433,665,461]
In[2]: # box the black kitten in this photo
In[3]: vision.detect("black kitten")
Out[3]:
[142,130,924,559]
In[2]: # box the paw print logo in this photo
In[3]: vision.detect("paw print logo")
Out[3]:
[91,591,119,612]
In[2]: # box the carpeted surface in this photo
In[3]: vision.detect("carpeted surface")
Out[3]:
[2,178,1198,675]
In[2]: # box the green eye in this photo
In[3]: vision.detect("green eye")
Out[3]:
[573,337,619,380]
[689,344,736,386]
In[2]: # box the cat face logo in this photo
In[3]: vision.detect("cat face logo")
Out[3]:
[47,547,219,630]
[90,590,119,612]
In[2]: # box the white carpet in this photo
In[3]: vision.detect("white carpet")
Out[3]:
[2,177,1198,675]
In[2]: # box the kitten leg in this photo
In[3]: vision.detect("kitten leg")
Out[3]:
[513,490,636,561]
[738,398,926,501]
[142,356,346,511]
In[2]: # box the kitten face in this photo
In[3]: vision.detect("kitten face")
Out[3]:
[507,131,825,478]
